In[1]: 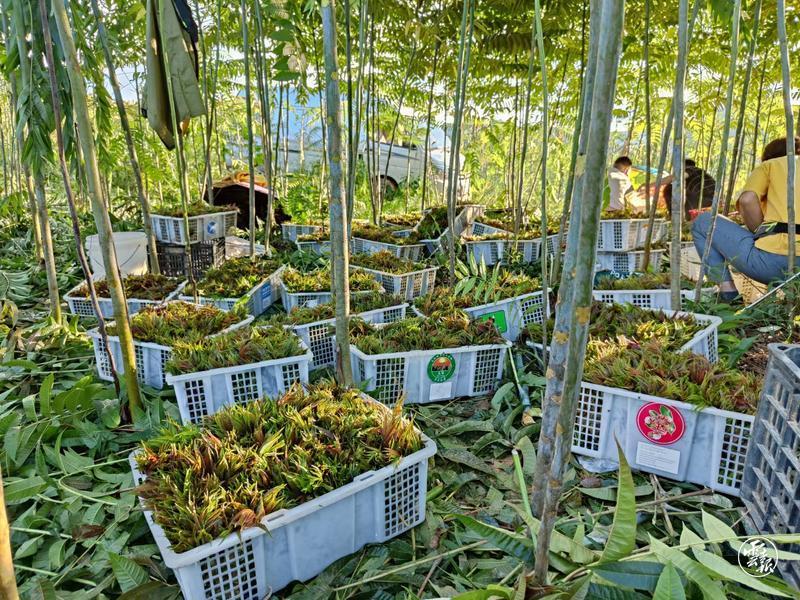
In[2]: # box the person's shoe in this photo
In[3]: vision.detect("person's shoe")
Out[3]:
[718,290,743,305]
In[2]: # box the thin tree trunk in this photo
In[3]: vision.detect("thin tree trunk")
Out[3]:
[347,0,368,227]
[320,0,354,385]
[623,71,642,155]
[273,83,284,222]
[777,0,796,272]
[52,0,143,414]
[381,42,418,199]
[253,0,273,255]
[39,0,120,393]
[693,0,741,299]
[723,0,761,214]
[550,0,588,283]
[751,58,767,173]
[90,0,160,274]
[515,10,538,239]
[0,467,18,600]
[447,0,475,280]
[643,0,651,214]
[531,0,624,582]
[669,0,692,309]
[421,41,440,211]
[240,0,256,257]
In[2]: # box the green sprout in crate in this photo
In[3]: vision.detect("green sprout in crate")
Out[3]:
[134,383,422,552]
[153,201,238,217]
[74,273,183,300]
[107,301,245,346]
[267,294,404,326]
[351,222,422,244]
[415,207,449,239]
[349,312,504,354]
[281,267,382,293]
[524,302,704,351]
[184,256,284,298]
[594,271,693,290]
[584,337,759,413]
[383,212,423,227]
[350,250,428,275]
[165,325,305,374]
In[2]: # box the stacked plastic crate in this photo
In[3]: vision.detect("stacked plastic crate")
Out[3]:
[594,219,668,276]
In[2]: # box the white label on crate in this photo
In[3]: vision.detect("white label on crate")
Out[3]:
[429,382,453,401]
[635,442,680,474]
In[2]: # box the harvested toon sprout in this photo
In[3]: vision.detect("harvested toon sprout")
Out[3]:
[135,383,422,551]
[76,273,182,300]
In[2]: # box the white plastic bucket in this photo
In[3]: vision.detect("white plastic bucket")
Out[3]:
[85,232,148,279]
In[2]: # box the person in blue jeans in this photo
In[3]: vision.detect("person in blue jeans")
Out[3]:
[692,137,799,302]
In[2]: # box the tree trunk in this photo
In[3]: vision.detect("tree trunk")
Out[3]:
[421,41,440,212]
[530,0,601,520]
[531,0,624,582]
[52,0,143,413]
[90,0,160,274]
[668,0,691,309]
[320,0,354,386]
[777,0,796,272]
[723,0,761,214]
[447,0,476,281]
[347,0,369,227]
[750,58,767,173]
[39,0,120,394]
[240,0,257,257]
[0,466,18,600]
[253,0,273,255]
[693,0,741,300]
[643,0,651,214]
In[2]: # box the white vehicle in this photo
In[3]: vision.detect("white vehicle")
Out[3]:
[226,88,469,197]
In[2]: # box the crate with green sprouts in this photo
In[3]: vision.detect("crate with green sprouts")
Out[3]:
[592,271,716,310]
[151,202,238,244]
[129,383,436,598]
[742,344,800,587]
[351,223,426,260]
[270,295,408,369]
[179,256,285,316]
[468,212,510,238]
[594,248,665,276]
[65,273,186,319]
[570,337,757,495]
[295,230,332,255]
[382,212,423,228]
[350,251,437,300]
[165,324,312,423]
[596,216,667,251]
[281,222,323,242]
[414,205,485,254]
[465,227,562,267]
[89,301,252,389]
[350,312,511,405]
[413,270,548,342]
[525,302,721,363]
[280,266,383,311]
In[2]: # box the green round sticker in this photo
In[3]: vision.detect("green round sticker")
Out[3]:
[428,353,456,382]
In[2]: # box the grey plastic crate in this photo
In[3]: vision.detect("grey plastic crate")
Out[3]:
[129,398,437,598]
[281,223,322,242]
[351,237,424,261]
[295,240,331,255]
[351,340,511,405]
[594,249,665,276]
[290,304,407,369]
[415,290,549,343]
[466,235,561,267]
[65,279,187,319]
[591,287,717,311]
[350,265,437,300]
[167,341,313,424]
[88,316,253,389]
[596,219,667,251]
[155,238,226,280]
[180,265,285,316]
[741,344,800,587]
[152,210,238,244]
[571,382,753,495]
[469,221,509,237]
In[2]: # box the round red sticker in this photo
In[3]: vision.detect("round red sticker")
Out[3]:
[636,402,685,445]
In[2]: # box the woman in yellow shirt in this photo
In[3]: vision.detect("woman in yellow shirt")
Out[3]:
[692,137,799,302]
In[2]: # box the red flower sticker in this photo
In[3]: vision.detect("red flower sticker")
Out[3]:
[636,402,685,445]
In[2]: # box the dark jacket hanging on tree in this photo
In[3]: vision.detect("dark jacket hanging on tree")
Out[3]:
[144,0,205,149]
